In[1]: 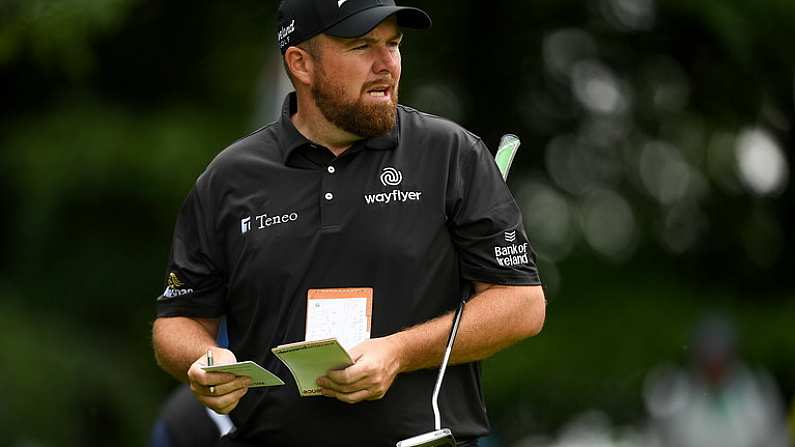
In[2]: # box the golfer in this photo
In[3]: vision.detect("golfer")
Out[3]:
[152,1,546,445]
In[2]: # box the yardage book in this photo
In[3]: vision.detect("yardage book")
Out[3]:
[200,338,353,396]
[272,338,354,397]
[201,361,285,388]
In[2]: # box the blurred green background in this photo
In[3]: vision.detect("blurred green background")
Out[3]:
[2,0,794,445]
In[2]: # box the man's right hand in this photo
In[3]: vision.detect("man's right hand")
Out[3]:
[187,347,252,414]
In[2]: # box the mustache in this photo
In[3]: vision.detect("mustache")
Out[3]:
[362,78,397,91]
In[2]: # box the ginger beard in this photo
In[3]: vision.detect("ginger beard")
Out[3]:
[311,64,398,138]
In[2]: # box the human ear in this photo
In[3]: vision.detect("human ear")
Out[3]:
[284,47,314,86]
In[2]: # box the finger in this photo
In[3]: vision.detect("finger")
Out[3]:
[192,376,251,397]
[215,387,249,413]
[197,371,238,387]
[365,390,387,401]
[325,363,367,385]
[201,386,249,413]
[316,374,371,394]
[321,387,371,404]
[216,400,240,414]
[188,364,237,386]
[209,376,252,395]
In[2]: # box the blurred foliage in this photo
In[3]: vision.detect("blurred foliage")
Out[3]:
[1,0,794,445]
[0,0,135,76]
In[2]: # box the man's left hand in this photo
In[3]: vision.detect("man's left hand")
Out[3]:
[316,336,403,404]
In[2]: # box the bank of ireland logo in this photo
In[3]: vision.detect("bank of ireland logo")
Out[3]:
[380,167,403,186]
[494,230,529,267]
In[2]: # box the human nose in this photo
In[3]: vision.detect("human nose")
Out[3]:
[372,45,400,76]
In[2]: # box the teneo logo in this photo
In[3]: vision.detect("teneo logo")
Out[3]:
[379,167,403,186]
[159,272,194,300]
[494,242,530,267]
[504,230,517,242]
[241,210,299,234]
[365,167,422,205]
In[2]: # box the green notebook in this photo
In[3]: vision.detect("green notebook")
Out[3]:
[272,338,354,397]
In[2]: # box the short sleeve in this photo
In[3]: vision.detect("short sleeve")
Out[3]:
[155,185,227,318]
[447,139,542,286]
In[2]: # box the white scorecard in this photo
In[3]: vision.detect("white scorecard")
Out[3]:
[305,287,373,351]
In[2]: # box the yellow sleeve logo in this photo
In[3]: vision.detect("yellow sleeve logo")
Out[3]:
[168,272,184,288]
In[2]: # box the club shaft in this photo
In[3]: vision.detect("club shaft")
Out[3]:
[431,301,465,430]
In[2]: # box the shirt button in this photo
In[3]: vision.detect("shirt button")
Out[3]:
[327,166,336,174]
[324,192,334,201]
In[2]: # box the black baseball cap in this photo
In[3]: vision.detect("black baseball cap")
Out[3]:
[277,0,432,54]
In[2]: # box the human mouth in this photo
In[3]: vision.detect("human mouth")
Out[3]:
[365,84,393,99]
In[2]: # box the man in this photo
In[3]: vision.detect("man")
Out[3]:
[152,1,546,446]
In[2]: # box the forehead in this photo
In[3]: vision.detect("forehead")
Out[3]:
[322,16,401,47]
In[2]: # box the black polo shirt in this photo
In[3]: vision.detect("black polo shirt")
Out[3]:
[156,92,541,446]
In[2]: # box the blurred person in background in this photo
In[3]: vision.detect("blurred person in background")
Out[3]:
[151,0,546,446]
[150,320,234,447]
[643,315,789,447]
[789,398,795,442]
[149,385,234,447]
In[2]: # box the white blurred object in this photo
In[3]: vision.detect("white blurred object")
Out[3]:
[578,188,638,261]
[205,408,235,436]
[638,141,693,205]
[253,44,295,125]
[519,182,576,262]
[735,127,789,196]
[600,0,656,31]
[643,317,790,447]
[543,29,598,79]
[571,60,629,115]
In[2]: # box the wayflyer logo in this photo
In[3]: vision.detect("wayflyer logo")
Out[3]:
[365,167,422,205]
[380,167,403,186]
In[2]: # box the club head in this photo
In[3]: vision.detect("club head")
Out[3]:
[396,429,456,447]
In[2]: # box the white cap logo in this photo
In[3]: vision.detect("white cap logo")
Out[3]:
[380,167,403,186]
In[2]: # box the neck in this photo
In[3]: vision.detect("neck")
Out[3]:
[292,89,362,157]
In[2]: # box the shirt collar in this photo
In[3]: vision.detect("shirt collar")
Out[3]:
[277,92,400,164]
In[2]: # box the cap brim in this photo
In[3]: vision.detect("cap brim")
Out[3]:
[325,6,431,38]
